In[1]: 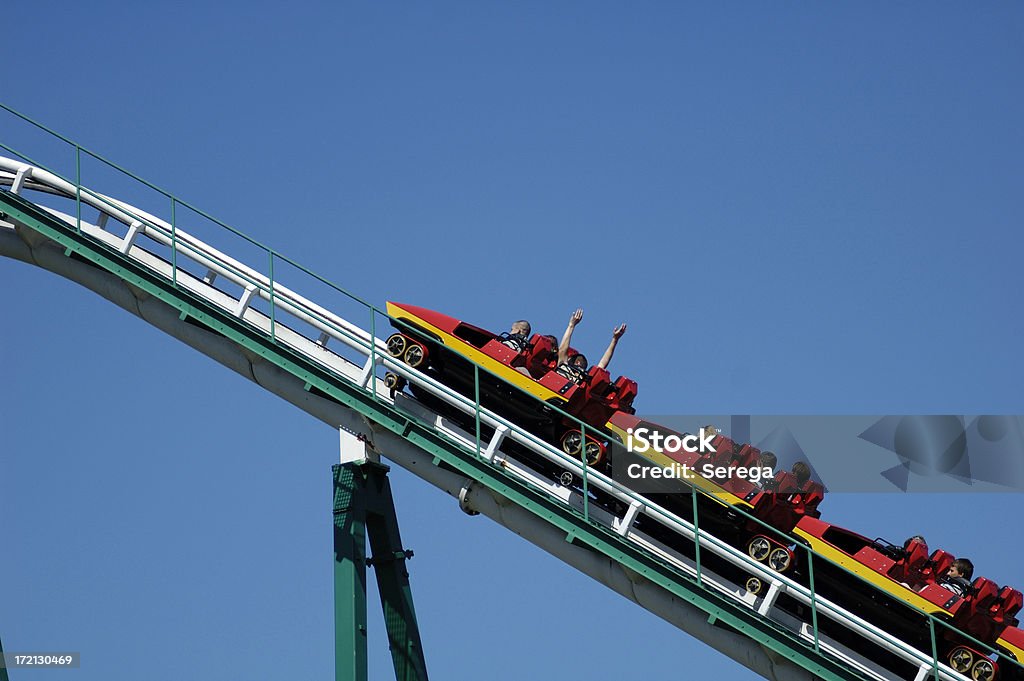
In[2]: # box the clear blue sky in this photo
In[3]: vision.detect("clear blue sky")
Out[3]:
[3,3,1023,679]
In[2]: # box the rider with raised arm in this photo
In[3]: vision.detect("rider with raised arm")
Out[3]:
[555,308,627,383]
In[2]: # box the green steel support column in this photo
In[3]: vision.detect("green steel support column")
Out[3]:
[333,462,429,681]
[0,632,10,681]
[363,466,429,681]
[334,464,369,681]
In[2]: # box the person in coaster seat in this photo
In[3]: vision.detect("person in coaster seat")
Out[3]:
[791,461,811,488]
[555,308,627,383]
[748,451,778,490]
[501,320,532,351]
[941,558,975,598]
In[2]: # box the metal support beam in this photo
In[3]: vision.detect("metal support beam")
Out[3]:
[333,462,428,681]
[0,633,9,681]
[334,463,369,681]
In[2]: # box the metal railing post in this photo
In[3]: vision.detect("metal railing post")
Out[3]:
[75,145,81,233]
[581,423,589,523]
[369,309,376,398]
[807,546,820,652]
[928,617,940,681]
[269,251,276,341]
[691,485,702,587]
[474,364,481,458]
[170,197,178,286]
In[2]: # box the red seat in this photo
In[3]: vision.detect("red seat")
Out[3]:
[800,481,825,517]
[733,444,760,468]
[973,578,1001,608]
[585,366,611,401]
[564,367,616,430]
[711,439,741,468]
[801,479,824,499]
[607,376,638,412]
[888,538,930,586]
[523,334,556,377]
[992,587,1023,625]
[694,444,719,470]
[788,488,823,523]
[919,550,955,584]
[773,470,800,494]
[802,488,824,512]
[950,578,1002,644]
[749,470,822,534]
[761,475,822,516]
[694,435,734,471]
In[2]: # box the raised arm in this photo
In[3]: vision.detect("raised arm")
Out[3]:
[557,308,584,364]
[596,323,627,370]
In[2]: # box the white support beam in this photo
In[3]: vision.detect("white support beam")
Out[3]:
[10,165,32,195]
[339,427,378,465]
[357,354,377,388]
[234,284,258,317]
[120,220,143,254]
[614,499,644,536]
[482,424,509,463]
[757,579,786,617]
[912,664,932,681]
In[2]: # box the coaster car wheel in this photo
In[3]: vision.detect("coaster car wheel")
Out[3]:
[584,440,607,467]
[384,372,406,391]
[560,430,607,467]
[950,647,975,675]
[561,430,583,456]
[386,333,408,358]
[403,343,427,368]
[745,576,764,595]
[972,658,996,681]
[748,536,772,562]
[768,547,793,572]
